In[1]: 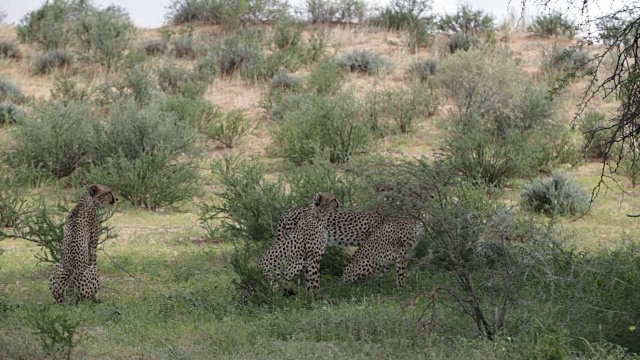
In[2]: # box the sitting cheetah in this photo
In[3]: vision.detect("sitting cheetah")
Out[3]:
[340,217,423,288]
[49,184,118,304]
[259,192,340,295]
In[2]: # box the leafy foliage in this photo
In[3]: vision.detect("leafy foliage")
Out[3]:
[157,62,208,98]
[0,40,21,60]
[528,11,576,38]
[16,0,85,50]
[0,103,20,124]
[0,78,24,103]
[141,38,168,55]
[520,170,590,216]
[406,58,437,82]
[202,109,253,148]
[337,50,386,75]
[438,4,494,35]
[74,5,134,70]
[448,31,479,53]
[33,49,73,75]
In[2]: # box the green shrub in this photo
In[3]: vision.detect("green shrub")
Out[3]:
[371,0,432,30]
[0,78,24,103]
[541,44,591,74]
[306,0,367,24]
[337,50,386,75]
[196,53,219,82]
[0,40,21,60]
[384,86,436,133]
[218,28,265,77]
[142,38,168,55]
[94,100,195,163]
[620,147,640,187]
[407,58,437,82]
[166,0,218,25]
[49,77,93,105]
[0,178,28,228]
[171,35,202,59]
[437,4,494,36]
[405,19,434,52]
[31,305,81,359]
[272,93,373,163]
[33,49,73,75]
[438,50,564,186]
[528,12,576,38]
[0,103,20,124]
[270,71,302,90]
[520,170,590,216]
[202,109,253,148]
[306,59,346,94]
[448,31,478,53]
[305,31,327,63]
[75,5,134,71]
[579,110,613,159]
[12,101,97,178]
[157,62,208,98]
[81,151,199,210]
[268,93,313,122]
[16,0,81,50]
[161,95,220,130]
[123,64,156,104]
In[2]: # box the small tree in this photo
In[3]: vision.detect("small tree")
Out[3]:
[75,5,134,71]
[438,4,494,36]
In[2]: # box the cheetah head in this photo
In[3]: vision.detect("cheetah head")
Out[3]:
[312,192,340,211]
[88,184,118,207]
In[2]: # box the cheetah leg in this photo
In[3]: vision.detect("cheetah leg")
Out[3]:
[282,259,304,296]
[50,263,68,304]
[304,255,322,295]
[78,265,101,301]
[395,251,408,288]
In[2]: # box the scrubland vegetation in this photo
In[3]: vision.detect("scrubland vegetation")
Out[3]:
[1,0,639,358]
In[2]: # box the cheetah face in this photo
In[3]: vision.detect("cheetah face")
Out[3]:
[88,184,119,207]
[313,192,340,210]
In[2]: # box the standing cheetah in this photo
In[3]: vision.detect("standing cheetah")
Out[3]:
[49,184,118,304]
[259,192,340,295]
[340,217,423,288]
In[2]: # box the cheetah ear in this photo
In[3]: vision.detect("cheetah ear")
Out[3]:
[331,197,340,208]
[88,184,100,197]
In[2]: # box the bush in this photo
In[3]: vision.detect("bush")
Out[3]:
[0,78,24,103]
[93,100,195,163]
[49,77,94,105]
[579,110,613,159]
[438,50,564,186]
[405,19,434,52]
[196,53,219,82]
[171,35,201,59]
[268,93,313,122]
[16,0,82,50]
[81,151,199,210]
[0,40,21,60]
[270,71,302,90]
[620,147,640,187]
[448,31,479,53]
[142,38,168,56]
[0,178,28,228]
[528,12,576,38]
[123,64,157,104]
[157,63,208,98]
[75,5,134,71]
[371,0,433,30]
[218,28,265,78]
[541,44,591,74]
[161,95,220,130]
[12,101,97,178]
[202,109,253,148]
[0,103,20,124]
[31,305,81,359]
[337,50,386,75]
[437,5,494,36]
[306,59,346,94]
[520,170,590,216]
[306,0,367,24]
[33,49,73,75]
[407,58,437,82]
[271,93,373,163]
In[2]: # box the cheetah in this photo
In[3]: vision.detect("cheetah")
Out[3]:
[49,184,118,304]
[259,192,341,295]
[340,217,423,288]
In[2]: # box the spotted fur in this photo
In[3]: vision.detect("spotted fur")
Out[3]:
[258,192,340,295]
[49,184,118,304]
[341,217,423,288]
